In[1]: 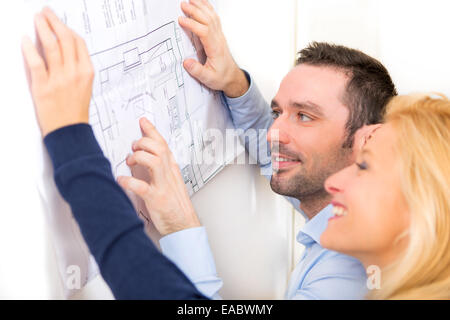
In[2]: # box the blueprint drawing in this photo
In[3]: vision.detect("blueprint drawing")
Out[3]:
[24,0,240,297]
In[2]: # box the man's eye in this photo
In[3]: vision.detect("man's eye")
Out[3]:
[299,113,313,122]
[356,161,368,170]
[271,110,280,119]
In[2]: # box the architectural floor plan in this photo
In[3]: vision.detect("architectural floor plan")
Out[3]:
[26,0,237,195]
[89,19,231,196]
[26,0,240,297]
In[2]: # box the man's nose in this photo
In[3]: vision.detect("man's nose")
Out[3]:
[267,119,290,145]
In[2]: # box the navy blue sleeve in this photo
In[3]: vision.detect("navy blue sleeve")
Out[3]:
[44,123,207,300]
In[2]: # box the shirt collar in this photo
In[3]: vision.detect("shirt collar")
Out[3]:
[296,204,334,246]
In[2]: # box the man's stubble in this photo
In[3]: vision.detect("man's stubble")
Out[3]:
[270,142,354,202]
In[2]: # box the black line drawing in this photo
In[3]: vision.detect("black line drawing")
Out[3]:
[88,20,234,197]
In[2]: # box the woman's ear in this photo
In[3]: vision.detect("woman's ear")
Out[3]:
[354,124,383,152]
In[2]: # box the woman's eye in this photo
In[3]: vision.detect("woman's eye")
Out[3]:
[271,110,280,119]
[299,113,313,122]
[356,161,368,170]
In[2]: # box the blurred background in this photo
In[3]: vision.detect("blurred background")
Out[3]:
[0,0,449,299]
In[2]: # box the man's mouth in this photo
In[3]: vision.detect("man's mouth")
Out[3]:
[272,154,301,170]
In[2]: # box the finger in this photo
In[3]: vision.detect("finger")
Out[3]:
[21,36,48,85]
[126,150,160,172]
[73,32,95,85]
[34,12,62,72]
[42,7,76,67]
[181,2,209,25]
[183,58,214,85]
[191,0,217,24]
[190,0,213,15]
[139,117,165,142]
[132,137,164,156]
[73,31,92,69]
[117,176,150,197]
[200,0,215,11]
[178,16,208,39]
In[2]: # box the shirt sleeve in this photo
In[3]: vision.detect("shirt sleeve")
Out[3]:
[222,71,303,214]
[44,123,207,300]
[160,227,223,299]
[221,70,274,178]
[291,254,368,300]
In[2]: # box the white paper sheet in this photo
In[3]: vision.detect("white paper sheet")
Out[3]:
[24,0,242,298]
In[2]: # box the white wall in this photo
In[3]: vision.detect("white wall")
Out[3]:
[217,0,298,101]
[377,0,450,95]
[0,3,56,299]
[297,0,450,95]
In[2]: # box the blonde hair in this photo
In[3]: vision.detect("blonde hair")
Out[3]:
[368,93,450,300]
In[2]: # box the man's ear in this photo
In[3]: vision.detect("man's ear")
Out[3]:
[353,124,383,152]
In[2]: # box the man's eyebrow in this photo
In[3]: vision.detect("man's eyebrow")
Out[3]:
[270,100,324,116]
[291,101,325,117]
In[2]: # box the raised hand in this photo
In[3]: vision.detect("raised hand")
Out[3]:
[179,0,249,98]
[117,118,201,236]
[22,7,94,137]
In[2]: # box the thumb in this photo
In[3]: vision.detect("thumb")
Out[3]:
[117,176,150,198]
[183,58,215,87]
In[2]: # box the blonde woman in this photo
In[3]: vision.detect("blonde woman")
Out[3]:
[321,94,450,299]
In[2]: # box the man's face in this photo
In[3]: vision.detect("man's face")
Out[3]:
[268,64,355,200]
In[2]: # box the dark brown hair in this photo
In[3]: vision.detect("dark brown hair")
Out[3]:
[297,42,398,148]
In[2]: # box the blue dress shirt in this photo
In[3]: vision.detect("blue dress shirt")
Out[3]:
[160,71,368,300]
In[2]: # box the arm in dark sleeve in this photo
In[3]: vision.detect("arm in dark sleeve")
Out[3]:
[44,123,206,300]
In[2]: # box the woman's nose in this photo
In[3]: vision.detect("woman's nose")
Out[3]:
[325,164,353,195]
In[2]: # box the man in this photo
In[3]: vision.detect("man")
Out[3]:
[118,0,397,299]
